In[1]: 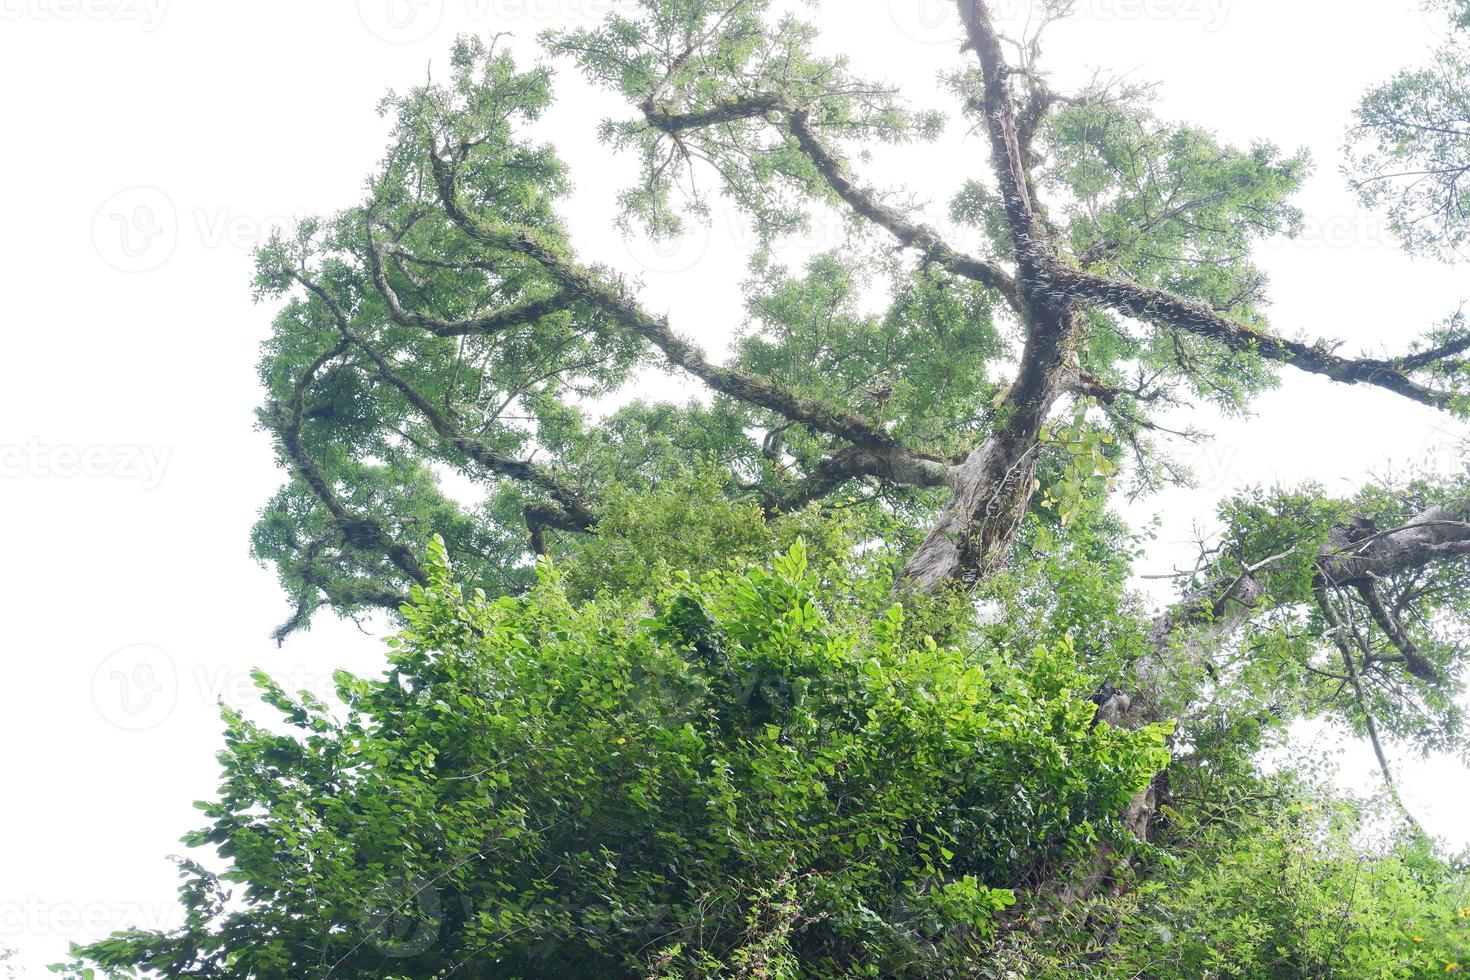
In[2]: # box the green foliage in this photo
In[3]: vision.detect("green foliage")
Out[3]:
[1348,5,1470,261]
[1007,766,1470,979]
[1040,87,1306,412]
[72,2,1470,976]
[1199,477,1470,760]
[546,0,940,241]
[62,540,1169,978]
[737,253,1003,459]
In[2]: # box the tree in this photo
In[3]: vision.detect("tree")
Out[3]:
[65,1,1470,976]
[1349,0,1470,261]
[247,3,1469,637]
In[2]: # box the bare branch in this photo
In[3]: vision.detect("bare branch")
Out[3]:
[1316,583,1428,836]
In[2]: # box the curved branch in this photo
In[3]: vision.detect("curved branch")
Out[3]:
[784,109,1020,304]
[426,149,927,457]
[288,269,600,531]
[266,339,428,589]
[1056,269,1461,411]
[366,236,570,338]
[767,444,953,514]
[639,95,1019,303]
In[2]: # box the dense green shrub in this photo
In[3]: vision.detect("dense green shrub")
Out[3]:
[65,540,1169,978]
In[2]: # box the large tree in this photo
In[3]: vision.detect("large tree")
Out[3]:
[248,0,1470,834]
[67,1,1470,976]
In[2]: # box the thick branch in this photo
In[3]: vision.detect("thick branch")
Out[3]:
[289,269,600,531]
[368,239,570,338]
[768,444,953,514]
[1057,269,1459,411]
[267,339,428,588]
[427,149,924,457]
[1358,579,1440,682]
[956,0,1046,259]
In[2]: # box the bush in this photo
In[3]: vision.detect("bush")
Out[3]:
[65,540,1169,979]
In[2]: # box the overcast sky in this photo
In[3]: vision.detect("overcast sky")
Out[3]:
[2,0,1467,974]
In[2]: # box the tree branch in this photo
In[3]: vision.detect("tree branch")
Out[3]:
[637,95,1020,303]
[288,268,600,532]
[368,238,571,339]
[767,443,952,514]
[1316,583,1428,836]
[426,147,930,457]
[265,338,428,589]
[1358,579,1440,682]
[1056,269,1461,411]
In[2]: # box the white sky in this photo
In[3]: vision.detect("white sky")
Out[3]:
[2,0,1467,974]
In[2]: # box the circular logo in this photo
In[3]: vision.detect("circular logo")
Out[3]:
[623,223,712,276]
[1420,0,1464,39]
[91,644,178,731]
[363,877,444,958]
[357,0,444,43]
[1417,423,1468,472]
[91,187,178,274]
[889,0,963,45]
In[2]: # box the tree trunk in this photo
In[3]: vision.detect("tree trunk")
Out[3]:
[903,297,1083,591]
